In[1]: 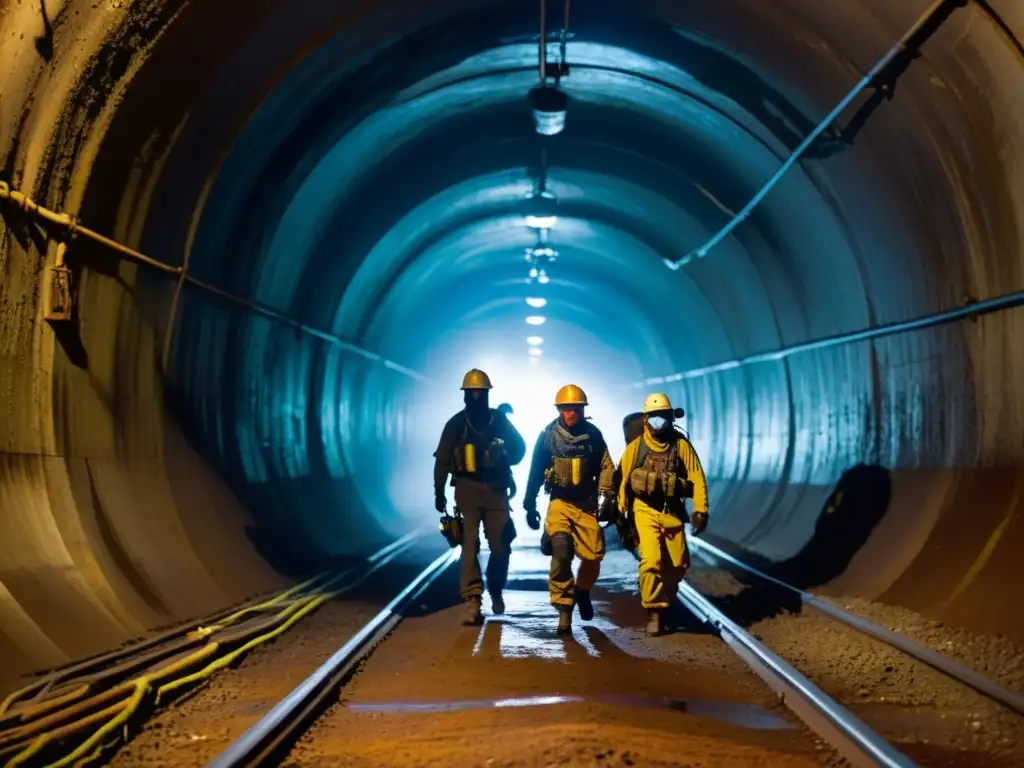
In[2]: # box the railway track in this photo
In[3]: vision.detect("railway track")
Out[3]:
[205,549,458,767]
[688,537,1024,718]
[677,536,1024,767]
[7,528,1020,767]
[197,536,1023,768]
[0,530,429,767]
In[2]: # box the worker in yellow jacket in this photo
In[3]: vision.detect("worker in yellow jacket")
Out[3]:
[617,392,709,636]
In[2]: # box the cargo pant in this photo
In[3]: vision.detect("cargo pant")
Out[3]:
[544,498,606,609]
[634,500,691,609]
[455,479,515,601]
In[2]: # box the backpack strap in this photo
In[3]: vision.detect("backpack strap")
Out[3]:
[632,438,651,473]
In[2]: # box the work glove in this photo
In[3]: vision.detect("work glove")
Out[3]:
[524,497,541,530]
[507,474,518,500]
[690,511,708,536]
[435,493,447,514]
[598,497,618,524]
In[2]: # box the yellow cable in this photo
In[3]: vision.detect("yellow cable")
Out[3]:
[6,697,135,767]
[0,684,90,726]
[156,593,331,701]
[6,643,223,768]
[2,576,338,766]
[209,572,330,628]
[0,576,324,716]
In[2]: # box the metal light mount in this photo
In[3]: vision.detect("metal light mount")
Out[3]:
[525,245,558,266]
[529,85,568,136]
[523,189,559,230]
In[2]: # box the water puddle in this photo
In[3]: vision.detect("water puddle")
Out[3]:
[347,694,793,730]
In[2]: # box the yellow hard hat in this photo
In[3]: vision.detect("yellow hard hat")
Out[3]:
[461,368,493,390]
[554,384,588,407]
[642,392,673,414]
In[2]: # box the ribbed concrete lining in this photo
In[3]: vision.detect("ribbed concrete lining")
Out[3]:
[1,0,1023,689]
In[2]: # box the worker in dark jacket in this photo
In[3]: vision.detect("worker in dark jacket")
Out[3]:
[523,384,616,635]
[434,369,526,626]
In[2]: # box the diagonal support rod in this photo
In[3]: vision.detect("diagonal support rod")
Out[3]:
[0,181,426,381]
[629,287,1024,389]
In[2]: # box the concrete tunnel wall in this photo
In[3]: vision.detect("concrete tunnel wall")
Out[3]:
[1,0,1024,687]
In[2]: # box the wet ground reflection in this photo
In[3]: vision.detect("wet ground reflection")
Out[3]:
[473,547,659,661]
[347,694,794,730]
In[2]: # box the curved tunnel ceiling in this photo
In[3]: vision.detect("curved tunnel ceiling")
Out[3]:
[1,0,1024,684]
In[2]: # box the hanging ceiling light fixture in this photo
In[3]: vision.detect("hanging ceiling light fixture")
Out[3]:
[523,189,558,230]
[530,87,568,136]
[529,0,571,136]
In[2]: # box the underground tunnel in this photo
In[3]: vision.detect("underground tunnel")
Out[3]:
[1,0,1024,707]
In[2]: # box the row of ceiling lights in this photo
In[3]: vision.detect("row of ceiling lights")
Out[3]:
[522,207,557,362]
[521,0,571,364]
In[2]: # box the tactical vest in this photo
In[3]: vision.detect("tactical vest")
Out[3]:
[542,420,605,507]
[627,437,694,514]
[450,411,508,485]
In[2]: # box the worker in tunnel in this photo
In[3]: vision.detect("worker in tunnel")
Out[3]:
[434,369,527,626]
[523,384,617,635]
[617,393,710,637]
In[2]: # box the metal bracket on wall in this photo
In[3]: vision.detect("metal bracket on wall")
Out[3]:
[44,241,73,323]
[0,181,425,381]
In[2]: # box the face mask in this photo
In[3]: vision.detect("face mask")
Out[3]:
[647,416,669,432]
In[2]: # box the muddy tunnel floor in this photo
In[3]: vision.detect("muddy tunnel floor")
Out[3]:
[285,547,838,768]
[686,561,1024,768]
[104,545,1024,768]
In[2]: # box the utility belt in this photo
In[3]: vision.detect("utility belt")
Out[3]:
[451,468,506,486]
[548,485,599,511]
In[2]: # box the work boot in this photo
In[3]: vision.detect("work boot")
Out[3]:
[490,592,505,616]
[646,609,664,637]
[463,598,483,627]
[557,609,572,636]
[576,589,594,622]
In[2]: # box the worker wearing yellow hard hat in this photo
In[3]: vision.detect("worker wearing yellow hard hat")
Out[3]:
[616,392,709,636]
[523,384,616,635]
[434,369,527,626]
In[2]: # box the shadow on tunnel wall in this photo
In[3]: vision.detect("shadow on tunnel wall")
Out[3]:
[701,465,893,626]
[709,464,894,587]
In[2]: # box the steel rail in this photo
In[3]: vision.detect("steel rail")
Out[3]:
[689,537,1024,716]
[0,531,434,767]
[207,548,458,768]
[675,579,917,768]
